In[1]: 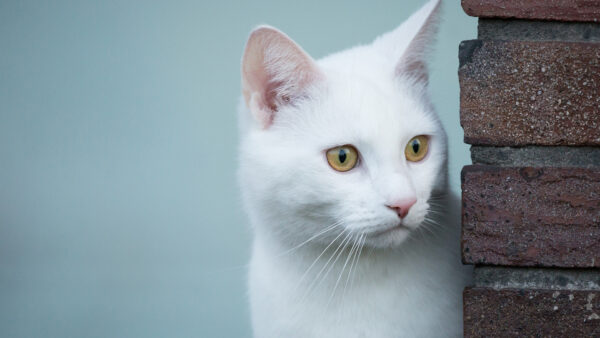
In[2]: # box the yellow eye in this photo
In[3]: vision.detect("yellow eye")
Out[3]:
[326,145,358,172]
[405,135,429,162]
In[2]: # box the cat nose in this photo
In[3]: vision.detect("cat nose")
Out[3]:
[386,198,417,219]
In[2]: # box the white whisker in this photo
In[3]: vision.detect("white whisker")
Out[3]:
[294,228,346,293]
[301,230,353,300]
[275,220,342,258]
[327,233,360,306]
[343,233,364,297]
[350,234,367,292]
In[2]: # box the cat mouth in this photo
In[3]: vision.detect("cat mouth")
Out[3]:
[370,223,411,237]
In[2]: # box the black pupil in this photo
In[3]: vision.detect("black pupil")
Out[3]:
[338,149,347,163]
[412,140,420,153]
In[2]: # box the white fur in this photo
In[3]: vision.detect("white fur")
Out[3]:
[238,1,471,336]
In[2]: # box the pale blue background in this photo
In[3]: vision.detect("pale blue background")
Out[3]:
[0,1,475,336]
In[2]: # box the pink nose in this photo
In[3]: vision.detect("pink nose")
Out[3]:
[387,198,417,219]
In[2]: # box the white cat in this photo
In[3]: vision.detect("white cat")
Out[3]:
[238,0,471,337]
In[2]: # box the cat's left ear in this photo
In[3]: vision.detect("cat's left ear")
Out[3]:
[241,26,323,129]
[372,0,441,84]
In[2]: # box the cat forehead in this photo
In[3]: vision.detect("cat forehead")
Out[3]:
[318,46,394,89]
[316,48,424,115]
[314,71,436,133]
[322,72,401,111]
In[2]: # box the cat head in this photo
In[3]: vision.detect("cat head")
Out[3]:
[239,0,446,249]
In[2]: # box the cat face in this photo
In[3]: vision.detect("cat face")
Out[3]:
[239,0,445,249]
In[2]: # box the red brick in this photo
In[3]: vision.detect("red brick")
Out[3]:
[464,287,600,337]
[461,165,600,267]
[462,0,600,22]
[460,40,600,146]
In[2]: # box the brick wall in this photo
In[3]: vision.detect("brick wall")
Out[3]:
[459,1,600,336]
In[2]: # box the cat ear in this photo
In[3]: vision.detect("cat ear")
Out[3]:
[241,26,323,129]
[372,0,441,84]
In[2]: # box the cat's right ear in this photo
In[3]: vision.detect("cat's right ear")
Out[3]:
[372,0,441,85]
[241,26,322,129]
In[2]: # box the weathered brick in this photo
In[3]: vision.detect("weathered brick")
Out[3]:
[464,287,600,338]
[462,0,600,22]
[461,165,600,267]
[459,40,600,146]
[478,19,600,42]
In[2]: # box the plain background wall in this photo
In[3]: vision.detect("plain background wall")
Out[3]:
[0,1,476,336]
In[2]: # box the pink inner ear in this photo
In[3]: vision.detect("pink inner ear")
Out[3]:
[396,59,428,85]
[243,73,285,128]
[245,79,284,127]
[264,79,285,112]
[241,26,322,129]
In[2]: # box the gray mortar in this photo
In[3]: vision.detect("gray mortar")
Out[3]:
[474,266,600,290]
[478,19,600,41]
[470,146,600,167]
